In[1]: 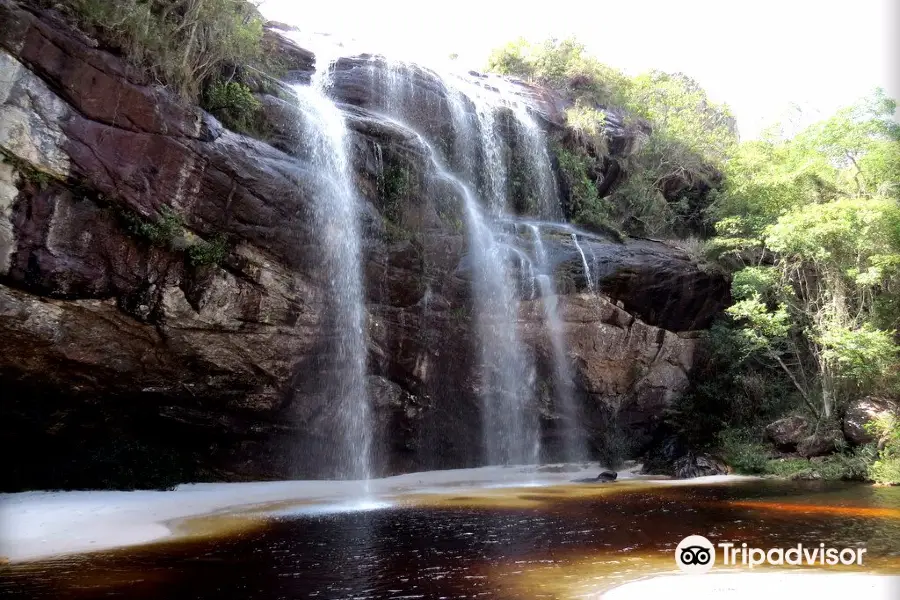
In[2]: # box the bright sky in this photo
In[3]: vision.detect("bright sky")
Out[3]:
[259,0,899,139]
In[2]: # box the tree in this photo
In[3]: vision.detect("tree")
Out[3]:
[712,89,900,241]
[723,93,900,419]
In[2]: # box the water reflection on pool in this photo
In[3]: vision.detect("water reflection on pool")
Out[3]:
[2,479,899,599]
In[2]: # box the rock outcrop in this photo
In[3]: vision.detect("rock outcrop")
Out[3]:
[843,396,898,446]
[671,452,728,479]
[0,0,730,489]
[764,415,810,452]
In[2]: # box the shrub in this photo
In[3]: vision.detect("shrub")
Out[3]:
[63,0,264,101]
[127,206,185,246]
[202,80,262,133]
[870,455,900,485]
[867,412,900,485]
[718,428,875,480]
[380,165,411,223]
[665,320,797,449]
[565,103,608,152]
[552,143,604,223]
[123,207,229,266]
[487,37,630,107]
[718,429,769,474]
[1,149,55,189]
[187,234,229,266]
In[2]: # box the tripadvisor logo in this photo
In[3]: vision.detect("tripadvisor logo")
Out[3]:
[675,535,867,573]
[676,535,716,574]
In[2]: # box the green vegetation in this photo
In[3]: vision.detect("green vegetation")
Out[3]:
[487,37,629,106]
[450,305,471,324]
[719,428,874,481]
[123,206,230,267]
[202,79,263,135]
[551,143,605,225]
[61,0,264,101]
[488,37,735,237]
[671,90,899,484]
[867,413,900,485]
[54,0,270,136]
[380,165,412,223]
[1,150,55,190]
[188,234,229,266]
[718,92,900,425]
[376,164,418,243]
[126,205,185,246]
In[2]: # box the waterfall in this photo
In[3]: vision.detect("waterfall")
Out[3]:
[457,177,539,466]
[360,55,543,466]
[511,107,563,221]
[530,225,588,463]
[294,50,595,468]
[470,98,508,216]
[443,84,541,466]
[292,67,372,480]
[571,233,594,292]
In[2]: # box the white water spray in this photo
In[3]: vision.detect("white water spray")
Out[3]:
[531,225,587,462]
[292,66,372,480]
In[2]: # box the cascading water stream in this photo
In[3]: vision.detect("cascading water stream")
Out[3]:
[443,83,541,466]
[303,51,594,468]
[530,225,587,463]
[510,106,563,220]
[291,64,372,481]
[571,233,594,292]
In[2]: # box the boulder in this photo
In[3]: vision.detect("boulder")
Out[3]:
[573,470,617,483]
[261,27,316,85]
[843,396,898,446]
[796,430,843,458]
[672,452,729,479]
[765,415,810,452]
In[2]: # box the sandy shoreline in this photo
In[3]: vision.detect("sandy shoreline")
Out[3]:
[599,572,900,599]
[0,464,762,562]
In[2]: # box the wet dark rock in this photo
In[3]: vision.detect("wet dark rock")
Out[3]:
[329,56,456,144]
[545,234,730,331]
[640,433,688,477]
[262,27,316,85]
[765,415,811,452]
[640,433,729,479]
[535,464,583,473]
[573,470,617,483]
[672,452,728,479]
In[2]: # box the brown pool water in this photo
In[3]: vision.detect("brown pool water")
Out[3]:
[2,479,899,599]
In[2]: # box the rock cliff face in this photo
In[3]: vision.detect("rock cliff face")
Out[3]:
[0,0,730,490]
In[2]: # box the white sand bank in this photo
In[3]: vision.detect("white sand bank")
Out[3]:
[0,464,748,562]
[600,572,900,600]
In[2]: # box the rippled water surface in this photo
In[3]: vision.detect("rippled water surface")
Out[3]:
[2,480,899,599]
